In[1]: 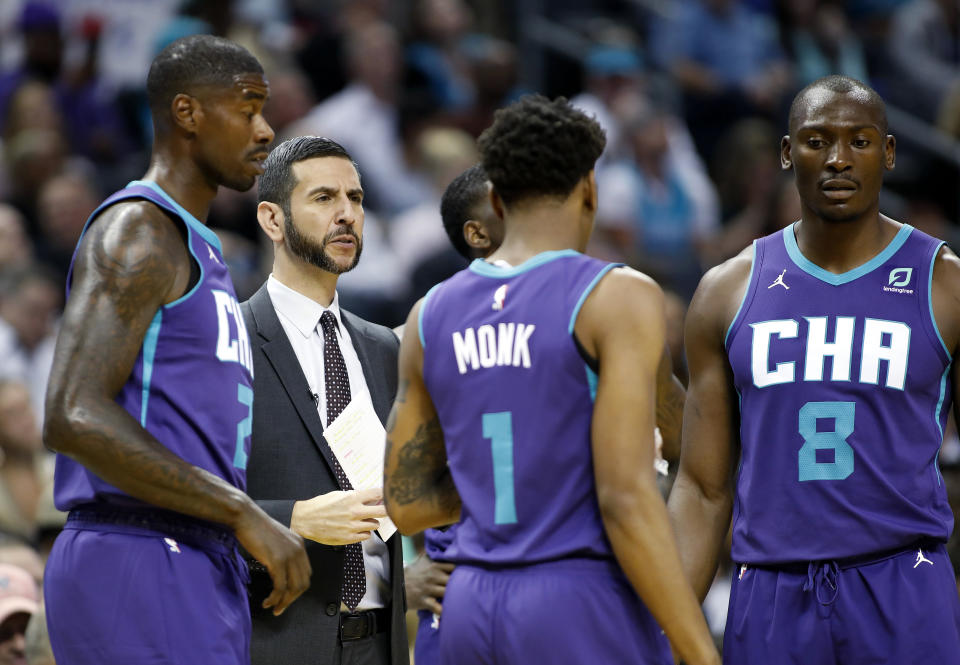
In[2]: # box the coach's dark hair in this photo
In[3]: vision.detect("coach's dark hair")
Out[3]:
[258,136,359,219]
[789,75,888,135]
[146,35,263,127]
[440,164,488,260]
[477,94,606,207]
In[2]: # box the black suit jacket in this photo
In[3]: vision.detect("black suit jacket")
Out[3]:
[241,283,408,665]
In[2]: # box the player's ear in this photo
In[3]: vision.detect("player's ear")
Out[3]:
[780,135,792,170]
[171,93,201,135]
[582,170,597,212]
[884,134,896,171]
[464,220,492,251]
[257,201,285,244]
[489,188,506,221]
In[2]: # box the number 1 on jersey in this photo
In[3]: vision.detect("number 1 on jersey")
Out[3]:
[798,401,855,481]
[482,411,518,524]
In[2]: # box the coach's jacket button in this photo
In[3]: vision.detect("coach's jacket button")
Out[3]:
[325,603,338,617]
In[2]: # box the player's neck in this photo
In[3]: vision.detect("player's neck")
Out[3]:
[488,209,589,264]
[271,256,338,307]
[143,150,218,222]
[793,211,901,275]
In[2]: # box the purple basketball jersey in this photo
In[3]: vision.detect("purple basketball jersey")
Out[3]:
[54,180,255,510]
[419,250,621,566]
[725,223,953,563]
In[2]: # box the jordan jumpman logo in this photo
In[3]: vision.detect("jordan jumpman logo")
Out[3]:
[914,549,934,568]
[768,269,790,290]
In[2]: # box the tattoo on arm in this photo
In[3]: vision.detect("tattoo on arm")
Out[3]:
[386,418,459,512]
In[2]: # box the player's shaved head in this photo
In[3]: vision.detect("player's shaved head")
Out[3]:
[146,35,264,128]
[788,75,887,136]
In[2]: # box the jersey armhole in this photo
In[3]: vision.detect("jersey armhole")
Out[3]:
[724,240,760,351]
[567,263,621,335]
[923,240,951,363]
[418,283,443,349]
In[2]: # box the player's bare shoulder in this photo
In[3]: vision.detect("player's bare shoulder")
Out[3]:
[930,244,960,354]
[74,199,192,306]
[688,244,755,343]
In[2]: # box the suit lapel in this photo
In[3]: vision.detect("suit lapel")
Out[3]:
[341,310,391,425]
[247,285,345,479]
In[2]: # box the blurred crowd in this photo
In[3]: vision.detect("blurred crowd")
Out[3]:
[1,0,960,657]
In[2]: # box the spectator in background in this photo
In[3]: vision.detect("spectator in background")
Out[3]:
[0,381,45,545]
[0,539,43,589]
[776,0,869,87]
[887,0,960,130]
[595,95,720,297]
[405,0,477,113]
[653,0,791,160]
[0,3,134,177]
[453,35,520,138]
[0,267,59,426]
[390,127,479,307]
[0,206,32,275]
[0,564,39,665]
[571,43,646,165]
[34,170,99,281]
[23,602,53,665]
[288,21,430,215]
[2,79,69,233]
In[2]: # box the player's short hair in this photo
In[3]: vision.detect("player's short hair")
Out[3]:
[257,136,359,219]
[146,35,263,124]
[789,75,888,135]
[477,94,606,207]
[440,164,488,260]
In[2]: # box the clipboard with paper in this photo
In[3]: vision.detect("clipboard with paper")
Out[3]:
[323,396,397,541]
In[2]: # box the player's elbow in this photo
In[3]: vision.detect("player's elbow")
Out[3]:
[42,393,91,456]
[385,500,424,536]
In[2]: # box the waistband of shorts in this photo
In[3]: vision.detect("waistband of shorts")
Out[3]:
[743,538,945,573]
[65,504,237,555]
[457,556,622,577]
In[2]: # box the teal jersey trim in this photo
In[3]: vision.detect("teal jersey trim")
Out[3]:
[164,223,207,309]
[418,283,442,348]
[127,180,211,309]
[128,180,224,253]
[934,363,951,486]
[568,264,620,335]
[585,365,598,402]
[928,241,950,358]
[140,310,163,426]
[725,241,757,349]
[784,223,913,285]
[468,249,580,278]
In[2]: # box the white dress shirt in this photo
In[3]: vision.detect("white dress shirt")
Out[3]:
[267,275,390,611]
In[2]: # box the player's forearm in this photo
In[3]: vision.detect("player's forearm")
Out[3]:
[44,395,252,529]
[600,482,720,665]
[667,471,733,601]
[656,373,685,463]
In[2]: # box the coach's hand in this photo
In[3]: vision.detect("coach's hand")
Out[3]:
[235,501,312,616]
[291,488,387,546]
[405,553,455,615]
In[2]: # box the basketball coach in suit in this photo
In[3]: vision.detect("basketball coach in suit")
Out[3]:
[241,136,409,665]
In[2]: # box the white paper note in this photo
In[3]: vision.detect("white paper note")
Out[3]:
[324,397,396,540]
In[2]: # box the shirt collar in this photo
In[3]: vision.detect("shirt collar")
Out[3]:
[267,274,343,338]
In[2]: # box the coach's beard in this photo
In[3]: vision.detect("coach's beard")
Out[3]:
[285,214,363,275]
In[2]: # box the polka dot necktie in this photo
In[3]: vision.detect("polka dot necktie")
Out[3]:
[319,310,365,610]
